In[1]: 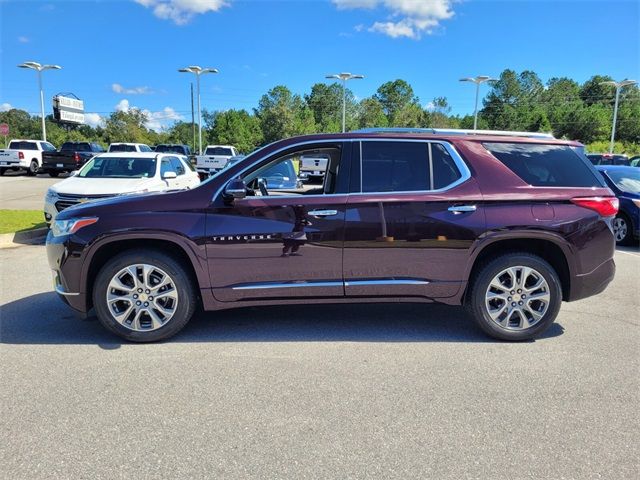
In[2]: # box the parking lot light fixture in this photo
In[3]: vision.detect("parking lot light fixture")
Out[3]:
[459,76,497,130]
[179,66,219,155]
[326,73,364,133]
[17,61,62,142]
[599,79,638,153]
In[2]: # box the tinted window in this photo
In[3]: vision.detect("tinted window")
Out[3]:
[139,145,153,152]
[205,147,234,156]
[603,169,640,194]
[156,145,188,154]
[160,159,175,176]
[79,157,157,178]
[41,142,56,151]
[169,157,186,175]
[485,143,604,188]
[21,142,38,150]
[431,143,462,189]
[109,144,136,152]
[361,141,430,192]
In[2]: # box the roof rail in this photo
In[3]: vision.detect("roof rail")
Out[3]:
[352,127,555,139]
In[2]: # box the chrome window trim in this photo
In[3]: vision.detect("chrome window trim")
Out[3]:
[212,137,472,202]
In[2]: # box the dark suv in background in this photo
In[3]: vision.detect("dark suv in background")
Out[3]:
[46,129,618,342]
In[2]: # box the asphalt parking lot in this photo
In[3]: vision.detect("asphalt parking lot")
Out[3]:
[0,242,638,479]
[0,172,65,210]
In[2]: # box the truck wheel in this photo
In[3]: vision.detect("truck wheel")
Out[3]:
[93,250,198,342]
[48,171,59,178]
[467,253,562,341]
[26,160,39,176]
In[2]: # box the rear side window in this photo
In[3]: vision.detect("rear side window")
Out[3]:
[484,143,604,188]
[361,141,430,192]
[169,157,186,175]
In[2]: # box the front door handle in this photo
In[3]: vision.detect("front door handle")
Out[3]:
[448,205,477,214]
[308,209,338,217]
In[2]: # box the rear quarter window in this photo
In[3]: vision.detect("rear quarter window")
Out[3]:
[484,143,605,188]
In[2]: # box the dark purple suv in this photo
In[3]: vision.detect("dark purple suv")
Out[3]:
[46,129,618,342]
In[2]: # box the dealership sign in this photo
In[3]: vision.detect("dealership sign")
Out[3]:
[53,94,85,125]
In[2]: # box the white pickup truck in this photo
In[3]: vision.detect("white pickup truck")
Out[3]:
[196,145,239,177]
[299,154,329,182]
[0,139,57,176]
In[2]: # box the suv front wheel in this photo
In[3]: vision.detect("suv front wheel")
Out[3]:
[93,250,197,342]
[468,253,562,341]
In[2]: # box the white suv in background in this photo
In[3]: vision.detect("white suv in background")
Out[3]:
[44,152,200,223]
[107,143,153,152]
[3,139,57,175]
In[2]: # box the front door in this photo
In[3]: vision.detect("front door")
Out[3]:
[206,141,350,302]
[343,140,485,299]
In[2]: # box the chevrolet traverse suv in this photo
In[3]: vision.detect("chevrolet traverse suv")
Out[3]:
[46,129,618,342]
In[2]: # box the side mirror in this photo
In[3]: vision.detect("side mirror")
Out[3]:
[223,177,247,202]
[163,171,177,179]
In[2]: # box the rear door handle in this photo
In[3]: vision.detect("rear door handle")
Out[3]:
[448,205,477,214]
[308,209,338,217]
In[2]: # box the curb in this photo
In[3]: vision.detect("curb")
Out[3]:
[0,227,48,248]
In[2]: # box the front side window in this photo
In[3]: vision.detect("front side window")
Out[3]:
[41,142,56,152]
[79,157,157,178]
[160,159,175,177]
[138,145,153,152]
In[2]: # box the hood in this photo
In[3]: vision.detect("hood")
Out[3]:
[51,177,157,196]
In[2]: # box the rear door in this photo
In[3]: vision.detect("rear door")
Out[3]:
[343,139,485,299]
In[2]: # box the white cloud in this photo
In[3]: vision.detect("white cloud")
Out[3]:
[112,83,153,95]
[333,0,456,39]
[134,0,229,25]
[0,103,13,112]
[113,100,184,131]
[18,36,29,43]
[84,113,104,128]
[115,99,131,112]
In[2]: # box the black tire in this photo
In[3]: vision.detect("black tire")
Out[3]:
[26,160,39,176]
[613,213,633,246]
[92,249,198,342]
[48,171,60,178]
[467,253,562,341]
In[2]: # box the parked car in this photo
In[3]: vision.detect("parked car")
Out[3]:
[44,152,199,224]
[108,143,153,153]
[299,153,329,182]
[196,145,239,178]
[224,155,246,170]
[155,144,196,165]
[47,128,617,343]
[0,146,22,175]
[595,165,640,245]
[42,142,106,177]
[1,139,57,175]
[587,153,630,166]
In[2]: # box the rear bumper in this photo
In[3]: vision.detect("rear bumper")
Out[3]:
[567,257,615,302]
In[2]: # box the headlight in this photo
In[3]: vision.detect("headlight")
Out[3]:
[45,189,58,203]
[51,217,98,237]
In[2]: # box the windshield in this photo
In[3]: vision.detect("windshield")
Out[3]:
[156,145,186,154]
[78,156,157,178]
[605,169,640,194]
[205,147,233,156]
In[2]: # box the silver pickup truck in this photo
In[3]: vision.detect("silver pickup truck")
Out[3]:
[299,154,329,182]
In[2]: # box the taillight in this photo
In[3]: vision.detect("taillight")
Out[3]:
[19,151,24,160]
[74,153,80,163]
[571,197,619,217]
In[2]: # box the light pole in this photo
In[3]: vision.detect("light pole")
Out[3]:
[178,66,218,155]
[17,61,62,142]
[326,72,364,133]
[600,79,637,153]
[459,75,497,130]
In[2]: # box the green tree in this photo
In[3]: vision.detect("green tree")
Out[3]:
[209,109,263,153]
[103,109,153,144]
[357,98,388,129]
[374,79,419,123]
[305,83,357,132]
[255,86,317,143]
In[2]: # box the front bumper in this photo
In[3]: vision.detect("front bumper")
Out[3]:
[47,231,88,313]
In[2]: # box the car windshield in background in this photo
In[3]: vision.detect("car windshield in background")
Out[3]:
[79,157,157,178]
[484,143,604,188]
[156,145,185,154]
[205,147,233,156]
[605,169,640,194]
[587,154,630,166]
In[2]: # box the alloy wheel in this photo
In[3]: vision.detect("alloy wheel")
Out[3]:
[485,266,551,331]
[106,264,178,331]
[613,217,628,243]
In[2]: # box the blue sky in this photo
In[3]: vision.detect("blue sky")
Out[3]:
[1,0,638,130]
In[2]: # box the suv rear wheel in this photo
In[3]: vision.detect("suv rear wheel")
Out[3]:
[93,250,197,342]
[468,253,562,341]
